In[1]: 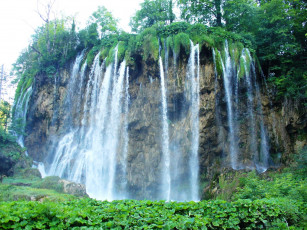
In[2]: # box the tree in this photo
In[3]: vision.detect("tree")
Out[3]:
[130,0,176,33]
[255,0,307,99]
[0,100,14,143]
[177,0,223,26]
[223,0,259,34]
[36,0,57,54]
[88,6,119,38]
[0,101,10,131]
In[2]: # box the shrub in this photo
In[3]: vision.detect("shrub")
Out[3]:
[0,198,305,229]
[174,32,190,57]
[233,170,307,203]
[32,176,64,193]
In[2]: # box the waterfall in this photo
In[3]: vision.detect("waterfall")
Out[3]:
[47,47,129,201]
[219,41,239,169]
[63,51,85,128]
[214,41,270,171]
[212,49,226,159]
[159,56,171,201]
[158,41,200,201]
[105,60,127,199]
[248,51,270,172]
[242,49,270,172]
[13,86,33,152]
[242,49,258,158]
[119,67,130,198]
[187,41,200,201]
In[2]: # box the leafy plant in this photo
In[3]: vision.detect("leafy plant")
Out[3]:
[173,32,190,56]
[0,198,305,229]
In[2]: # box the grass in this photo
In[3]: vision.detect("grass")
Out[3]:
[0,174,77,202]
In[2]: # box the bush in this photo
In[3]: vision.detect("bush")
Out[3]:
[140,28,159,61]
[233,170,307,203]
[0,198,305,229]
[174,32,191,57]
[31,176,64,193]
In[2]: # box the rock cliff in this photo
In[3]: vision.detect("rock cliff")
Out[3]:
[24,44,306,199]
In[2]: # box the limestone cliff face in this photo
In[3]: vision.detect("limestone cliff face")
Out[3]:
[261,96,307,164]
[24,46,306,198]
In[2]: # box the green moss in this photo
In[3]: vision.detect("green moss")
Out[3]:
[1,175,77,202]
[86,47,99,66]
[0,183,76,202]
[100,47,110,62]
[142,33,159,61]
[22,77,33,94]
[200,35,215,49]
[214,48,224,77]
[166,36,174,54]
[105,45,117,67]
[229,42,244,66]
[32,176,64,193]
[158,22,191,37]
[174,32,190,56]
[244,49,251,68]
[117,41,127,63]
[0,141,27,166]
[238,56,245,79]
[186,24,214,49]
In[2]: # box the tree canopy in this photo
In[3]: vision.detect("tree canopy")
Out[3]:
[12,0,307,103]
[130,0,175,33]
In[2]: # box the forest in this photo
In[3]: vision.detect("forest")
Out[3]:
[0,0,306,229]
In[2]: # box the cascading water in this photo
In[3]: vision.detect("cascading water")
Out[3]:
[187,41,200,201]
[118,67,130,199]
[242,49,258,157]
[248,51,270,172]
[158,41,200,201]
[219,41,240,169]
[159,56,171,201]
[214,41,270,171]
[13,86,33,151]
[47,47,129,200]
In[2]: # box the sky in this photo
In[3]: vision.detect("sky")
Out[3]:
[0,0,144,72]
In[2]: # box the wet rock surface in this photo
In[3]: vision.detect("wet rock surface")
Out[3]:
[23,48,306,199]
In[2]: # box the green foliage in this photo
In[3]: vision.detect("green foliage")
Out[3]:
[117,41,127,63]
[0,173,79,202]
[31,176,64,193]
[0,198,305,229]
[178,0,223,26]
[0,138,25,163]
[0,101,11,141]
[238,56,245,79]
[158,21,190,37]
[89,6,118,38]
[0,183,75,203]
[216,172,242,201]
[140,28,159,61]
[213,48,223,77]
[86,46,100,66]
[224,0,259,35]
[232,170,307,204]
[229,41,244,65]
[130,0,175,33]
[105,45,117,67]
[77,23,100,49]
[173,32,190,56]
[188,24,215,48]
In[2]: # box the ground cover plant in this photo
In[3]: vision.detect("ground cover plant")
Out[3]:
[0,198,306,229]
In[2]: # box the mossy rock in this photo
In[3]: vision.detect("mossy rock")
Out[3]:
[0,153,15,177]
[32,176,63,193]
[14,168,41,179]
